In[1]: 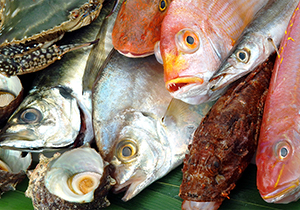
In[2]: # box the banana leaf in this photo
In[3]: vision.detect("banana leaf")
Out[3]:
[0,164,300,209]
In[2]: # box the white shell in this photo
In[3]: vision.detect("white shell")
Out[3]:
[0,74,22,106]
[0,148,32,173]
[44,147,105,203]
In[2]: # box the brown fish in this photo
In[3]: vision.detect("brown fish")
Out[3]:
[179,54,276,209]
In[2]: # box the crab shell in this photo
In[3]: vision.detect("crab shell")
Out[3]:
[0,73,23,123]
[0,0,105,76]
[25,147,116,209]
[0,148,32,196]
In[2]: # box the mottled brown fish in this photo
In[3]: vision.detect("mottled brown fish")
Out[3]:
[179,54,275,209]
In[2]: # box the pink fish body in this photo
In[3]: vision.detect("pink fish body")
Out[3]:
[256,4,300,204]
[156,0,267,104]
[112,0,172,57]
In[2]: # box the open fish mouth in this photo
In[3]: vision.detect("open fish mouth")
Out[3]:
[166,77,225,105]
[112,171,148,201]
[117,50,154,58]
[165,77,204,93]
[261,180,300,203]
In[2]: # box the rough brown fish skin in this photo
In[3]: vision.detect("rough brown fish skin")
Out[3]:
[179,54,275,204]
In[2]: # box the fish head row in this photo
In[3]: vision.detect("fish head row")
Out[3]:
[112,0,172,57]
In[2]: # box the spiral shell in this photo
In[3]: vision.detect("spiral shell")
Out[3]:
[25,146,115,209]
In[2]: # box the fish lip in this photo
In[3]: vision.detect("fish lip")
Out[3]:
[167,79,226,105]
[112,171,149,201]
[165,77,204,93]
[117,50,154,58]
[0,133,67,152]
[261,180,300,203]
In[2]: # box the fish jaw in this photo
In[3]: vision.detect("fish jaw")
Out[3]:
[117,50,154,58]
[181,200,223,210]
[168,81,227,105]
[260,180,300,204]
[113,169,153,201]
[0,129,43,151]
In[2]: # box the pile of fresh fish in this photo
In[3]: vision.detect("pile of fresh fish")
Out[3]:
[0,0,300,209]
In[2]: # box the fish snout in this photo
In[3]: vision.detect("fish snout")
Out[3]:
[165,77,204,93]
[259,180,300,203]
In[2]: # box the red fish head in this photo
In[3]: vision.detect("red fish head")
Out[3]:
[112,0,171,57]
[158,0,229,104]
[256,129,300,203]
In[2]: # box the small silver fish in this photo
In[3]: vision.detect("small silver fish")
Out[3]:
[93,49,214,201]
[210,0,299,91]
[0,0,117,152]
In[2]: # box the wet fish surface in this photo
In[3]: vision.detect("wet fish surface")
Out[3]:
[112,0,172,57]
[0,0,117,152]
[180,54,275,209]
[256,3,300,204]
[210,0,299,91]
[93,49,214,201]
[155,0,267,105]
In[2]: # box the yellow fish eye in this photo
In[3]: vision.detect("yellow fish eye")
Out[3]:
[159,0,167,12]
[175,29,200,54]
[116,139,138,162]
[274,140,292,160]
[236,48,250,63]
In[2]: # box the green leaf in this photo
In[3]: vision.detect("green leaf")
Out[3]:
[1,164,300,209]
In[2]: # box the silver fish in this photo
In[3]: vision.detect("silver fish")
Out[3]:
[209,0,299,91]
[0,0,117,152]
[93,49,214,201]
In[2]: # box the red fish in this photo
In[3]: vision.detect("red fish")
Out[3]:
[179,54,275,209]
[155,0,267,105]
[112,0,172,57]
[256,3,300,204]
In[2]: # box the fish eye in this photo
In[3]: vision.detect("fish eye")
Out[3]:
[159,0,167,12]
[19,108,42,124]
[206,156,220,175]
[116,139,138,162]
[175,29,200,54]
[236,49,250,63]
[275,141,292,160]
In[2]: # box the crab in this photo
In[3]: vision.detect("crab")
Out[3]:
[0,0,105,76]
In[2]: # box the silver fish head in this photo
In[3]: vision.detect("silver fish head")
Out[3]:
[210,37,264,91]
[0,87,81,152]
[96,110,164,201]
